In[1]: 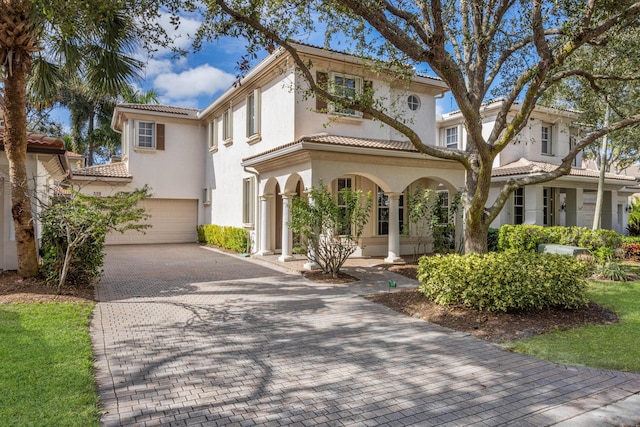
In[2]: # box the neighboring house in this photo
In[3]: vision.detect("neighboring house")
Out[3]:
[0,127,69,270]
[66,151,85,170]
[69,104,203,245]
[438,99,637,233]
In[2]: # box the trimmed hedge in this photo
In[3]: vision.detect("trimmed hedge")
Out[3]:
[497,224,622,253]
[197,224,249,253]
[417,252,589,312]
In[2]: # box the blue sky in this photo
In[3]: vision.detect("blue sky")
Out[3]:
[52,11,455,127]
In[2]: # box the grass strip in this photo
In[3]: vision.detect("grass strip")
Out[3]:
[0,303,99,426]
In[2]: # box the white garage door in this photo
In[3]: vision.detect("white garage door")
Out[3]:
[106,199,198,245]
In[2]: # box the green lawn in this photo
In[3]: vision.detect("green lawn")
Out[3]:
[0,303,99,426]
[506,279,640,372]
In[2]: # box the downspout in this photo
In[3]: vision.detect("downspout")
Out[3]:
[243,166,260,254]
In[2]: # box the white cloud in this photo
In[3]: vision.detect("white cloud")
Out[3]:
[152,12,203,57]
[142,57,187,79]
[152,64,235,101]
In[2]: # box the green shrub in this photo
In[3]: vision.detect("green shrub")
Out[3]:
[41,210,106,288]
[40,188,150,291]
[595,260,630,282]
[623,242,640,261]
[497,224,621,253]
[197,224,249,253]
[627,201,640,236]
[417,252,589,312]
[622,236,640,244]
[487,228,499,252]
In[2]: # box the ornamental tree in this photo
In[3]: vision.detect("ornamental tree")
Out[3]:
[40,186,151,293]
[288,183,372,278]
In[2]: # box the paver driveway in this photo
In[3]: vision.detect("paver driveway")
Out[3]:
[92,244,640,426]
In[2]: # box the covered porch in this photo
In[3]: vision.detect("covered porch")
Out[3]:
[241,134,466,264]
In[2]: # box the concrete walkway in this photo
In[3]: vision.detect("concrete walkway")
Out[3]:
[91,244,640,426]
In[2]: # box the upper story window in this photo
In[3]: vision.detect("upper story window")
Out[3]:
[136,121,155,148]
[134,121,164,151]
[407,95,421,111]
[208,119,217,151]
[331,73,363,117]
[445,127,459,149]
[222,107,233,144]
[541,124,553,155]
[569,135,578,166]
[246,88,261,140]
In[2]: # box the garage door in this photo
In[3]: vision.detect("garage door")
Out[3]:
[106,199,198,245]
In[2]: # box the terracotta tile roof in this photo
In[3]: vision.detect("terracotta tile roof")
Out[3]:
[52,185,71,196]
[242,134,420,162]
[441,99,579,120]
[303,134,419,151]
[493,158,637,182]
[66,152,83,159]
[0,126,65,152]
[71,162,131,179]
[118,103,199,117]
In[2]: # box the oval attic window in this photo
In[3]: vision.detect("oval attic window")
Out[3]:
[407,94,420,111]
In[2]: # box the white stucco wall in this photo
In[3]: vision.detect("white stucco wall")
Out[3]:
[123,117,206,200]
[294,69,439,144]
[207,67,298,229]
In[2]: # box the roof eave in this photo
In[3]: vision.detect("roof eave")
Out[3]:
[491,173,635,185]
[68,174,133,183]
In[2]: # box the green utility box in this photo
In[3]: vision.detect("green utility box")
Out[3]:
[537,243,591,256]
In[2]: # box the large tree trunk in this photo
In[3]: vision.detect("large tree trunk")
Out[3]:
[464,217,489,254]
[4,65,39,277]
[462,150,493,254]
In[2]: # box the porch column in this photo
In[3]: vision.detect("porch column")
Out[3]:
[278,193,295,262]
[601,190,618,231]
[524,185,544,225]
[565,188,584,227]
[257,195,273,256]
[600,190,618,230]
[384,193,404,263]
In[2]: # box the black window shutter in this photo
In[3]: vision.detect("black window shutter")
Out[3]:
[363,80,373,120]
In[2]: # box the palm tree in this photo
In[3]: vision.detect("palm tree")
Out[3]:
[0,0,147,276]
[32,10,143,166]
[0,0,45,276]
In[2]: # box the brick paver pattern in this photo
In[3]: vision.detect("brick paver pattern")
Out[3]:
[92,244,640,426]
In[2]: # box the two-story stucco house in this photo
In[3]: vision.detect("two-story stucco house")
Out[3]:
[71,43,466,262]
[438,100,637,234]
